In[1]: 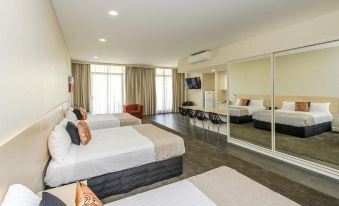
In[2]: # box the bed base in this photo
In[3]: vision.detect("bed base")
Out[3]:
[88,156,183,199]
[230,115,253,124]
[254,120,332,138]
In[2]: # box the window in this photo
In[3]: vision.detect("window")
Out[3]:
[90,64,125,114]
[156,68,173,113]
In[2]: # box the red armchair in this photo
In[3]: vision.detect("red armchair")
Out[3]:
[123,104,144,119]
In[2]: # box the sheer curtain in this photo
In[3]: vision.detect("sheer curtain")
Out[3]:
[156,68,173,113]
[90,64,125,114]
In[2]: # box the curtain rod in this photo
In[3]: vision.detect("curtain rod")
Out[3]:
[71,60,177,69]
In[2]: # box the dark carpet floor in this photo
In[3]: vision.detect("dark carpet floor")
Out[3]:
[102,115,339,206]
[230,122,339,169]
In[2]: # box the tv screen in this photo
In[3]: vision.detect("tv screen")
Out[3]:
[186,77,201,89]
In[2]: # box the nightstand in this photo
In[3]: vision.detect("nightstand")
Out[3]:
[37,182,85,206]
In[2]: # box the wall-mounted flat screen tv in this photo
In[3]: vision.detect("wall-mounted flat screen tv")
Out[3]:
[186,77,201,89]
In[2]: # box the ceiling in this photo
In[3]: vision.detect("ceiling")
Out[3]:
[52,0,339,67]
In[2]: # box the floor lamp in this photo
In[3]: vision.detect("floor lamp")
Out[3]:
[68,76,74,107]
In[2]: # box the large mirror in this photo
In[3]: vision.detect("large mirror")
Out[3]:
[228,54,272,149]
[274,41,339,169]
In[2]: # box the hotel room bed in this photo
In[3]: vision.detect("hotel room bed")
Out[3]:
[253,110,333,137]
[44,124,185,199]
[229,105,266,123]
[3,167,298,206]
[86,113,141,130]
[66,109,141,130]
[107,166,299,206]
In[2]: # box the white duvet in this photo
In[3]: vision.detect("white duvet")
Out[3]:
[106,166,298,206]
[253,109,333,127]
[107,180,216,206]
[87,114,120,130]
[44,127,155,187]
[229,105,266,116]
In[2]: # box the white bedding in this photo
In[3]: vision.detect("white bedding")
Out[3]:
[253,109,333,127]
[229,105,266,116]
[106,166,298,206]
[45,127,155,187]
[87,114,120,130]
[107,180,216,206]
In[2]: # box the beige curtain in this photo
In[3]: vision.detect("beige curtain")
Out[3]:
[71,63,91,111]
[125,66,156,115]
[172,69,185,112]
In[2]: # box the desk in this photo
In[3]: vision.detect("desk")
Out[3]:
[183,106,227,116]
[182,106,227,135]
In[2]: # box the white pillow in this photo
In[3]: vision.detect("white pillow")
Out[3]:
[48,125,72,162]
[249,99,264,107]
[235,98,240,106]
[310,102,330,113]
[281,101,295,111]
[59,118,69,127]
[1,184,41,206]
[65,110,77,123]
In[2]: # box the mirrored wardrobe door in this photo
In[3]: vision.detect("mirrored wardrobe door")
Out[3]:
[228,54,272,149]
[274,41,339,170]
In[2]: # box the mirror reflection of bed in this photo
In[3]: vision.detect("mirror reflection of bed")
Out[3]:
[272,43,339,169]
[228,55,272,149]
[228,42,339,170]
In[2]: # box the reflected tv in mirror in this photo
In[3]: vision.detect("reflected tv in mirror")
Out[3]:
[186,77,201,89]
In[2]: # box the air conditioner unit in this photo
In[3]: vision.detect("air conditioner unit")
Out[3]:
[188,50,211,64]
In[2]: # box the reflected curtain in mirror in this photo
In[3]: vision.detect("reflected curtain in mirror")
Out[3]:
[172,69,185,112]
[71,63,91,111]
[125,66,156,115]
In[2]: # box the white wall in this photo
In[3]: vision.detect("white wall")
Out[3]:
[178,10,339,72]
[276,46,339,97]
[227,46,339,98]
[228,57,271,97]
[0,0,71,142]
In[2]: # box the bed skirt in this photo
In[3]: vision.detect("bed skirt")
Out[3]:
[88,156,183,199]
[253,120,332,138]
[230,115,252,124]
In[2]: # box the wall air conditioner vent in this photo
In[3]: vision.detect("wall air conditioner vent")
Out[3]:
[188,50,212,64]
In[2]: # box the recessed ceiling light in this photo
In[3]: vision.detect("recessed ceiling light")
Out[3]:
[93,56,98,59]
[211,69,216,72]
[98,38,107,42]
[109,10,118,16]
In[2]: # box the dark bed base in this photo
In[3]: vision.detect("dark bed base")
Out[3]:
[230,115,253,124]
[88,156,183,199]
[254,120,332,138]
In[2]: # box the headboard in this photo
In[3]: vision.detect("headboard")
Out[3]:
[275,96,339,113]
[234,95,339,113]
[236,94,271,107]
[0,101,69,202]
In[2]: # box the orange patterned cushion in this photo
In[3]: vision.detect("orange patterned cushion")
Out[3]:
[295,102,310,112]
[77,121,91,145]
[76,182,103,206]
[79,107,87,120]
[239,99,250,106]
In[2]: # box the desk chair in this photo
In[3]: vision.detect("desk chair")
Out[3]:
[178,107,187,121]
[208,112,227,137]
[195,110,209,132]
[186,109,196,126]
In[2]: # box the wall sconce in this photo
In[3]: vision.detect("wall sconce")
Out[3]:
[68,76,74,92]
[68,76,74,106]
